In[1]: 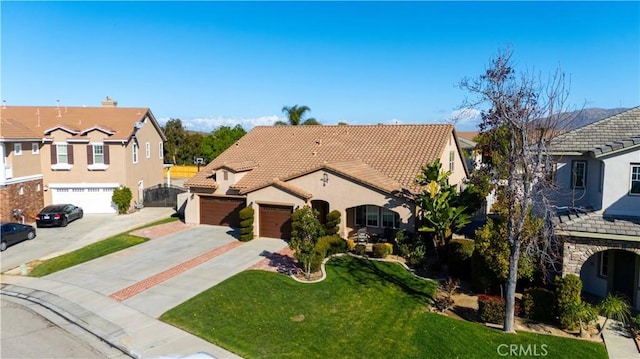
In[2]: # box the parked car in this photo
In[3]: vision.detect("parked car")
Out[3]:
[35,204,84,228]
[0,222,36,251]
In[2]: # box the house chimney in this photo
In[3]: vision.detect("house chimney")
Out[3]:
[101,96,118,107]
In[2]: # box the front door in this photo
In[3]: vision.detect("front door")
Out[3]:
[613,250,637,302]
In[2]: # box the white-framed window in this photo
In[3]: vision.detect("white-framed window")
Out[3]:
[93,144,104,164]
[571,160,587,189]
[630,163,640,195]
[145,142,150,158]
[36,183,41,191]
[57,144,68,164]
[382,209,399,228]
[18,185,24,195]
[159,142,164,160]
[32,143,39,154]
[599,251,609,277]
[133,142,139,164]
[449,150,455,172]
[14,143,22,156]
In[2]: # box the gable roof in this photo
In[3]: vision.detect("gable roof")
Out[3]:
[549,106,640,157]
[0,105,166,143]
[186,124,461,195]
[0,118,41,140]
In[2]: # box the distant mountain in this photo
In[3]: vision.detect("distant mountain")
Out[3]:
[563,107,630,130]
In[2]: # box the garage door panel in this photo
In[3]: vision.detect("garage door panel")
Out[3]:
[51,187,117,214]
[259,204,293,239]
[200,197,245,227]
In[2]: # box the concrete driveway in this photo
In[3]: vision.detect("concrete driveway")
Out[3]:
[0,208,175,273]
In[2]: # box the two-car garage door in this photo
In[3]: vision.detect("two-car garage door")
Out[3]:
[51,186,117,214]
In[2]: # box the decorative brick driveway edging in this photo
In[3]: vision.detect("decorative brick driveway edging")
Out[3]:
[109,241,243,301]
[129,221,192,239]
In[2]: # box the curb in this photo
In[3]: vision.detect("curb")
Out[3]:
[0,284,136,358]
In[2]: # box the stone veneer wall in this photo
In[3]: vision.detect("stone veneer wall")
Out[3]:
[0,179,44,223]
[562,235,640,276]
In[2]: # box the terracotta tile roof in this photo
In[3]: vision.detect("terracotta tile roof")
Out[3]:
[0,118,40,139]
[185,170,219,189]
[221,160,258,172]
[186,124,455,195]
[0,105,166,142]
[549,106,640,156]
[272,180,313,200]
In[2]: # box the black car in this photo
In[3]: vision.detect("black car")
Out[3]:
[35,204,84,228]
[0,222,36,251]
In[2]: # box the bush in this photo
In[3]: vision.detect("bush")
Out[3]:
[448,238,474,279]
[354,244,367,256]
[478,295,521,324]
[395,230,425,269]
[324,210,341,235]
[555,274,583,330]
[522,287,556,322]
[470,252,499,294]
[112,186,132,214]
[316,235,347,257]
[346,239,355,252]
[238,207,255,242]
[372,243,393,258]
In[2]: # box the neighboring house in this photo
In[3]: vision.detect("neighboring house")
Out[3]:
[0,98,166,218]
[183,124,469,240]
[0,118,45,223]
[549,106,640,310]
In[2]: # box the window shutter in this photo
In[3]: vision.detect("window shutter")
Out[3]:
[51,145,57,164]
[67,144,74,164]
[104,145,110,164]
[87,145,93,165]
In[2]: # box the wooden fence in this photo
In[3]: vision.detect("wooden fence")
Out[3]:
[164,165,199,178]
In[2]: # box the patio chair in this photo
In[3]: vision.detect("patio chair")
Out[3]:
[356,227,370,243]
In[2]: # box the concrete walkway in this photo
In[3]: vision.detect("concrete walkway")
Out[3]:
[601,317,639,359]
[1,224,288,359]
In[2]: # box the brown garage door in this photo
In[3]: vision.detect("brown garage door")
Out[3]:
[200,196,245,227]
[259,204,293,239]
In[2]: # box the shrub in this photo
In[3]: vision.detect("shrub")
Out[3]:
[433,277,460,312]
[478,295,521,324]
[316,235,347,257]
[470,252,499,293]
[372,243,393,258]
[346,239,355,252]
[395,230,425,268]
[112,186,132,214]
[448,238,474,279]
[324,210,341,235]
[522,287,556,322]
[354,244,367,256]
[238,207,255,242]
[630,314,640,338]
[555,274,583,330]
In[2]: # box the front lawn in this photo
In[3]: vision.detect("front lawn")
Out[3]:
[161,256,607,359]
[29,217,178,277]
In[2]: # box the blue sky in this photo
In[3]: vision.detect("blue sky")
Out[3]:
[2,1,639,132]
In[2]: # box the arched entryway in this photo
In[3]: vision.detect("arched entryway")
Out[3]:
[311,200,330,226]
[579,249,640,307]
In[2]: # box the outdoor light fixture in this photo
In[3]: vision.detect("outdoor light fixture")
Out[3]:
[321,173,329,186]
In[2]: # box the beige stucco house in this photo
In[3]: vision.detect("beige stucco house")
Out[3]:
[0,98,166,219]
[184,124,469,240]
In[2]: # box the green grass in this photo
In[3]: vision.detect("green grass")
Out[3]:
[161,256,607,359]
[29,216,178,277]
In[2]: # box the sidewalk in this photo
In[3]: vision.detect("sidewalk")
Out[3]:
[601,317,639,359]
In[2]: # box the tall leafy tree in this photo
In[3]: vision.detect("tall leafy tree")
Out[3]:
[276,105,321,126]
[183,132,204,165]
[289,206,325,279]
[459,49,570,333]
[200,125,246,162]
[162,118,187,164]
[415,159,471,261]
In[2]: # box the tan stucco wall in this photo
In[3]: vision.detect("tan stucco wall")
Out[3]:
[124,115,165,203]
[440,133,467,187]
[246,186,306,237]
[7,141,42,178]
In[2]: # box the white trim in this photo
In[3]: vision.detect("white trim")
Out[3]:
[0,174,43,186]
[599,251,609,277]
[557,230,640,242]
[87,164,109,171]
[159,142,164,159]
[132,143,139,164]
[51,163,73,171]
[48,182,120,188]
[44,126,80,135]
[32,143,39,154]
[145,142,151,158]
[66,139,90,143]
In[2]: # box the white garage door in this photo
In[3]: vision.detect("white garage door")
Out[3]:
[51,187,117,214]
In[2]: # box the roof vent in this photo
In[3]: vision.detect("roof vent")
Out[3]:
[101,96,118,108]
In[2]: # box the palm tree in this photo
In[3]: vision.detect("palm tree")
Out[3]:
[276,105,321,126]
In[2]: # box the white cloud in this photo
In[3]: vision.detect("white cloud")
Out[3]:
[158,115,283,133]
[447,108,482,128]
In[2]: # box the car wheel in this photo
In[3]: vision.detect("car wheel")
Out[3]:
[62,218,68,227]
[0,241,6,252]
[27,231,36,240]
